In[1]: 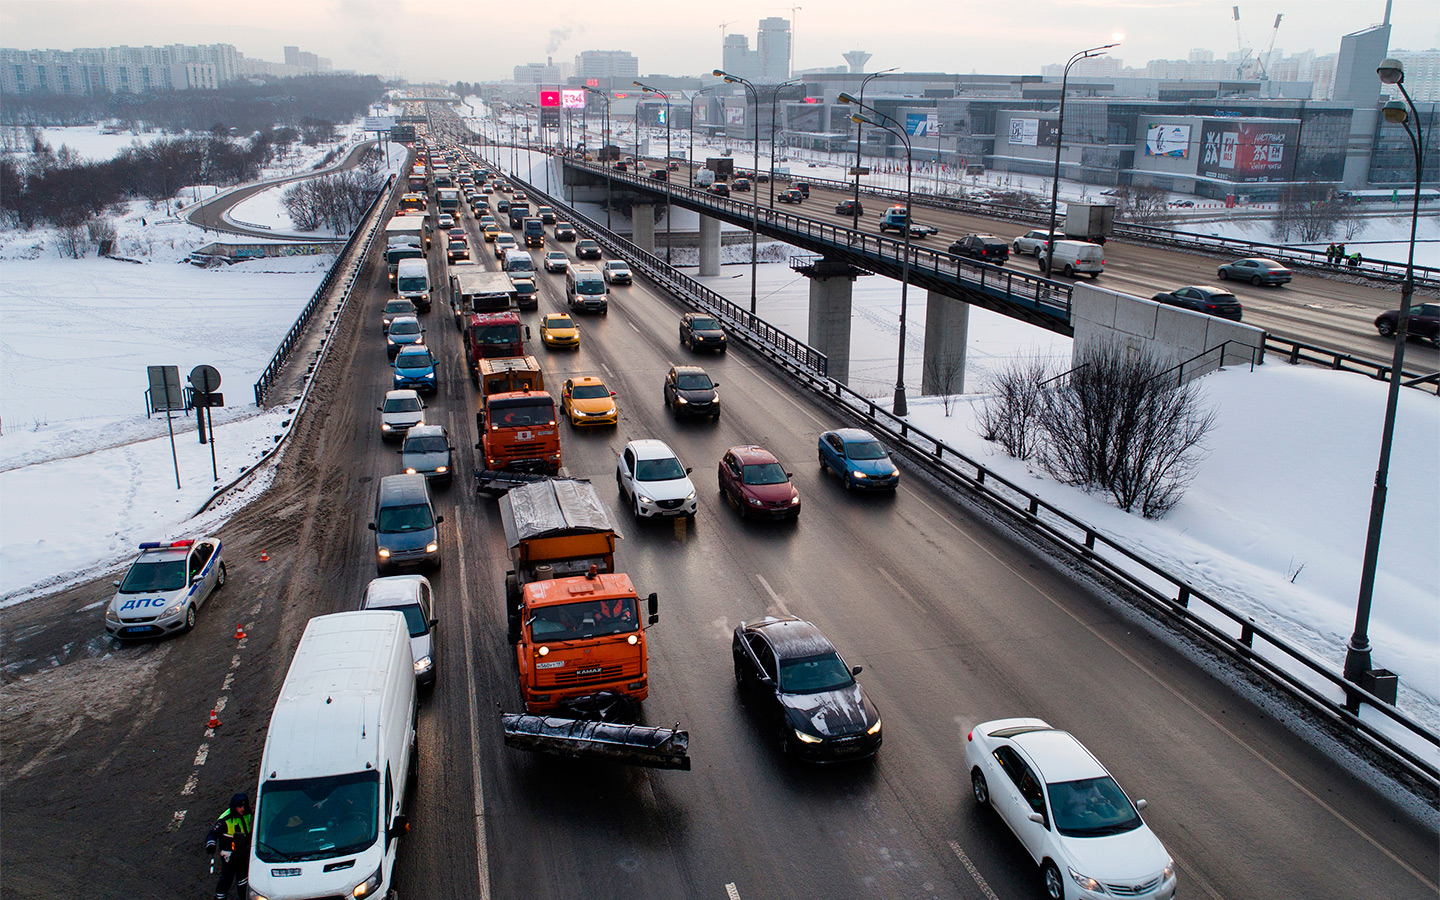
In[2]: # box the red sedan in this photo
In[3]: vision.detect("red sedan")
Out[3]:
[718,446,801,520]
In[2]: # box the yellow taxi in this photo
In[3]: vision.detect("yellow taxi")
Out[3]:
[539,313,580,350]
[482,224,501,242]
[560,376,618,426]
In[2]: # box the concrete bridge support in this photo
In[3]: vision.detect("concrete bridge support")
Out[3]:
[698,215,721,277]
[631,203,655,253]
[921,291,970,396]
[801,258,860,385]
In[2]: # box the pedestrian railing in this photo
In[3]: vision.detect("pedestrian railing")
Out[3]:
[1264,334,1440,396]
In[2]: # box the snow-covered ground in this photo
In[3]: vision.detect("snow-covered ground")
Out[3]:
[12,124,173,163]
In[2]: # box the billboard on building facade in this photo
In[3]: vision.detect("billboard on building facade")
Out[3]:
[1198,120,1299,182]
[906,113,939,137]
[695,104,709,124]
[1007,117,1057,147]
[539,90,560,107]
[725,106,745,126]
[561,89,585,109]
[1145,123,1191,158]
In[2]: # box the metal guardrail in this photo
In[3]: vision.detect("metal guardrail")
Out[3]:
[1264,335,1440,396]
[491,149,1439,790]
[565,160,1075,328]
[252,175,394,406]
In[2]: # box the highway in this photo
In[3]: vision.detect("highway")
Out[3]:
[1,144,1435,900]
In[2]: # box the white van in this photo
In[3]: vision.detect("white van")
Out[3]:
[248,611,416,900]
[502,248,534,276]
[395,258,433,312]
[1037,239,1105,278]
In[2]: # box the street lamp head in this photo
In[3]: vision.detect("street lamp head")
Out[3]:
[1382,99,1410,125]
[838,92,857,104]
[1377,58,1405,85]
[850,113,872,125]
[712,69,726,78]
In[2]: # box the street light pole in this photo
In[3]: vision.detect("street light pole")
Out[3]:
[1044,42,1119,267]
[715,69,761,313]
[1344,60,1426,705]
[585,87,613,229]
[850,69,895,230]
[766,80,801,207]
[636,83,674,263]
[688,88,712,188]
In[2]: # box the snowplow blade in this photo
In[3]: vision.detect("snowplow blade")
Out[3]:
[501,713,691,771]
[475,468,556,495]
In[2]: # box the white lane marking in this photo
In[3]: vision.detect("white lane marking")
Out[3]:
[754,574,789,616]
[230,654,241,670]
[946,841,1000,900]
[213,696,228,713]
[875,567,925,613]
[454,525,492,900]
[194,744,209,767]
[182,775,199,796]
[170,810,187,830]
[904,487,1435,893]
[748,370,827,428]
[628,322,641,334]
[221,673,234,691]
[724,884,742,900]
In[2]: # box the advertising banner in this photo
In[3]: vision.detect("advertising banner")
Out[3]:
[1007,117,1057,147]
[725,106,745,126]
[906,113,939,137]
[695,104,709,124]
[1145,123,1191,158]
[539,90,560,107]
[363,116,395,132]
[561,89,585,110]
[1198,120,1298,182]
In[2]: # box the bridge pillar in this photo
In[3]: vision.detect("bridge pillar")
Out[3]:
[632,203,655,253]
[698,215,721,276]
[801,258,860,384]
[921,290,969,396]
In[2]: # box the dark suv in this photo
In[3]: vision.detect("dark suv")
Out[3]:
[663,365,720,419]
[680,313,728,352]
[948,234,1010,265]
[1375,302,1440,346]
[834,199,863,216]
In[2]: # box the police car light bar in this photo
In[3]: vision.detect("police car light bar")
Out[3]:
[137,540,195,550]
[170,540,195,547]
[138,542,162,549]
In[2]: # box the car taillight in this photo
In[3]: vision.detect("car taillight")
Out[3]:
[966,731,972,741]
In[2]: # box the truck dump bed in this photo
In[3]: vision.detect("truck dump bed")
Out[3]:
[500,479,620,552]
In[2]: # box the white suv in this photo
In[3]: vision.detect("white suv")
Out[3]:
[615,439,697,519]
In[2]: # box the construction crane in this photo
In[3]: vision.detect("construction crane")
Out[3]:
[1258,14,1283,80]
[1231,6,1254,80]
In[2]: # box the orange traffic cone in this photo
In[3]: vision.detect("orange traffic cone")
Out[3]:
[207,709,222,729]
[259,549,269,562]
[234,624,247,640]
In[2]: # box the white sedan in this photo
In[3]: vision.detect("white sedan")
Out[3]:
[615,439,696,519]
[965,718,1177,900]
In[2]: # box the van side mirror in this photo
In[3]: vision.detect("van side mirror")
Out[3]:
[647,592,659,625]
[435,516,444,525]
[367,522,376,531]
[113,580,121,587]
[387,815,409,839]
[429,617,439,630]
[712,382,719,387]
[850,665,863,676]
[684,467,693,475]
[1135,799,1148,811]
[1027,812,1045,826]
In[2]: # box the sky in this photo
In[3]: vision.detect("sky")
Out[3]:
[3,0,1438,85]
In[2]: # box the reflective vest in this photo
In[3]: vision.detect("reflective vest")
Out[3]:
[215,808,252,853]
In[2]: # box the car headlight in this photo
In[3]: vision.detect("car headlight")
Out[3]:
[1163,860,1176,881]
[387,337,396,345]
[891,468,901,477]
[685,491,696,501]
[867,718,882,735]
[163,601,185,617]
[352,867,382,897]
[435,466,448,474]
[378,548,391,558]
[381,423,392,431]
[424,372,435,379]
[794,729,824,744]
[414,656,433,674]
[675,396,688,404]
[852,471,867,479]
[790,495,801,505]
[1068,867,1104,893]
[425,542,439,553]
[638,495,653,505]
[105,606,120,622]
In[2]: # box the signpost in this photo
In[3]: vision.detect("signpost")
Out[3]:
[188,365,224,483]
[148,365,184,489]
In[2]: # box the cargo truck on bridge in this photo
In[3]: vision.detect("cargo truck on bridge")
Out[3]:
[448,268,514,329]
[463,311,529,382]
[1062,202,1116,245]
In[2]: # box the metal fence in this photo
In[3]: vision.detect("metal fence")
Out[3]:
[1264,335,1440,396]
[252,175,394,406]
[501,153,1439,790]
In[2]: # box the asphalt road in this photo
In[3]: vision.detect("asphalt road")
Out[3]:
[2,154,1435,900]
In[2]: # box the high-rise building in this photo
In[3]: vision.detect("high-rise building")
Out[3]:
[573,50,639,82]
[1383,48,1440,103]
[757,17,791,82]
[1331,23,1391,106]
[722,34,761,83]
[513,61,561,84]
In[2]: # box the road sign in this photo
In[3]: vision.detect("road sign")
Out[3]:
[189,364,221,394]
[147,365,184,411]
[195,392,224,407]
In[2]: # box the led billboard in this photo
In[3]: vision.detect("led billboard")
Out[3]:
[1198,120,1299,183]
[561,89,585,110]
[1145,123,1191,158]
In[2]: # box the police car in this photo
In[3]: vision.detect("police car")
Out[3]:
[104,538,226,638]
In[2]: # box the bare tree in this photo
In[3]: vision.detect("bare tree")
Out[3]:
[1274,180,1340,244]
[55,223,87,258]
[976,356,1052,459]
[924,355,967,416]
[1037,343,1215,518]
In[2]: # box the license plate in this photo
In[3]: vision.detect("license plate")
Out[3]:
[122,625,157,635]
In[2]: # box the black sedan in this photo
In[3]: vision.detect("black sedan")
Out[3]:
[732,615,882,761]
[1151,285,1244,321]
[575,239,602,260]
[834,199,864,216]
[1375,302,1440,346]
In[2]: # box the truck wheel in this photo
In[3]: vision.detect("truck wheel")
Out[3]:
[505,573,520,611]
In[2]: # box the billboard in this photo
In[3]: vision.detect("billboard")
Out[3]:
[906,113,939,137]
[1198,120,1299,183]
[561,89,585,110]
[539,90,560,107]
[1145,123,1191,158]
[725,106,745,126]
[540,108,560,128]
[1007,117,1057,147]
[363,115,395,132]
[695,104,709,124]
[586,78,599,87]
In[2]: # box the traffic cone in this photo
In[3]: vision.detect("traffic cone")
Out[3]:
[234,624,246,640]
[259,549,269,562]
[207,709,222,729]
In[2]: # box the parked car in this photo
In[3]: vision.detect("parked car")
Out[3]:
[1374,302,1440,346]
[663,365,720,419]
[392,345,439,393]
[554,221,577,241]
[615,438,697,519]
[718,446,800,520]
[385,315,425,358]
[834,199,864,216]
[539,312,580,349]
[361,575,439,685]
[378,389,425,440]
[602,260,632,285]
[949,234,1010,265]
[732,615,881,760]
[560,375,618,426]
[576,239,602,260]
[398,424,453,484]
[1012,229,1058,257]
[1151,285,1243,321]
[104,537,226,638]
[680,312,727,352]
[710,182,731,197]
[382,298,415,333]
[818,428,900,491]
[1217,257,1291,286]
[543,251,570,273]
[965,718,1177,900]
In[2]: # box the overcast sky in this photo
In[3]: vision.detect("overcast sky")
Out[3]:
[3,0,1436,84]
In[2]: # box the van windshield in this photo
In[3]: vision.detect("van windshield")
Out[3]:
[509,258,533,272]
[255,770,379,862]
[397,276,427,293]
[575,278,604,295]
[377,503,435,533]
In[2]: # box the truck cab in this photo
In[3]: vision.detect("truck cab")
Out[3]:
[463,311,529,382]
[478,390,561,474]
[508,202,531,230]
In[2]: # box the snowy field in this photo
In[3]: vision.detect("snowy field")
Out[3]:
[14,124,172,162]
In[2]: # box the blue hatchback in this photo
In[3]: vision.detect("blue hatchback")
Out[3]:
[818,428,900,491]
[393,345,438,393]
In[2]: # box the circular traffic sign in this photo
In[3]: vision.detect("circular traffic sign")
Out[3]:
[189,365,221,393]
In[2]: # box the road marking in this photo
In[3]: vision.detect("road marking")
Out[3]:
[454,525,492,900]
[213,695,228,713]
[724,884,742,900]
[170,810,187,831]
[946,841,1000,900]
[230,654,241,670]
[748,372,827,428]
[754,574,789,616]
[903,487,1437,893]
[875,567,925,614]
[182,774,199,796]
[221,673,234,691]
[194,744,209,767]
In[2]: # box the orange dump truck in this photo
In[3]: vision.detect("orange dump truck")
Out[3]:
[477,390,561,476]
